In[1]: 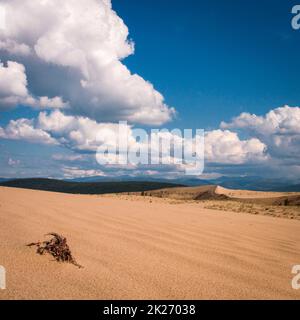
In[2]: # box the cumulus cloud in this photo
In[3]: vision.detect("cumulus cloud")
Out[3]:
[205,130,267,164]
[221,105,300,135]
[0,110,267,167]
[0,39,31,56]
[0,0,174,124]
[62,166,105,178]
[0,118,58,145]
[0,60,68,110]
[37,110,131,152]
[221,105,300,161]
[52,153,86,162]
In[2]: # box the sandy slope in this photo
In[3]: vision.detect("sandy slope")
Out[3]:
[215,186,299,199]
[0,187,300,300]
[140,185,300,202]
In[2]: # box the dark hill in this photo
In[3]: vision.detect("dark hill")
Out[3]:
[0,178,185,195]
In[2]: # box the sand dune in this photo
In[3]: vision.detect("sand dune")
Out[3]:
[140,185,224,200]
[140,185,300,207]
[215,186,299,199]
[0,186,300,300]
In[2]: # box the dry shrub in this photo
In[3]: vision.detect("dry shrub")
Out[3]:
[27,233,82,268]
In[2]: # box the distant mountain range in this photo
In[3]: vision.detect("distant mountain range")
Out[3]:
[68,175,300,192]
[1,175,300,193]
[66,175,300,190]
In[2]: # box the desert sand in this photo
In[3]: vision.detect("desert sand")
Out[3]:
[0,186,300,300]
[141,184,300,201]
[215,185,299,199]
[140,185,300,214]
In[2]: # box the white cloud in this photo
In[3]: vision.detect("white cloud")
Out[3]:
[205,129,267,164]
[0,110,268,167]
[0,118,58,145]
[37,110,130,151]
[0,39,31,55]
[0,0,174,125]
[221,105,300,160]
[221,105,300,135]
[0,60,27,98]
[8,157,20,166]
[0,60,68,110]
[52,153,86,162]
[62,166,105,178]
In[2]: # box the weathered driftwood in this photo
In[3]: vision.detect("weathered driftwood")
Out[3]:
[27,233,82,268]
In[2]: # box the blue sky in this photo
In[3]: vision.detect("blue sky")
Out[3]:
[113,0,300,129]
[0,0,300,180]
